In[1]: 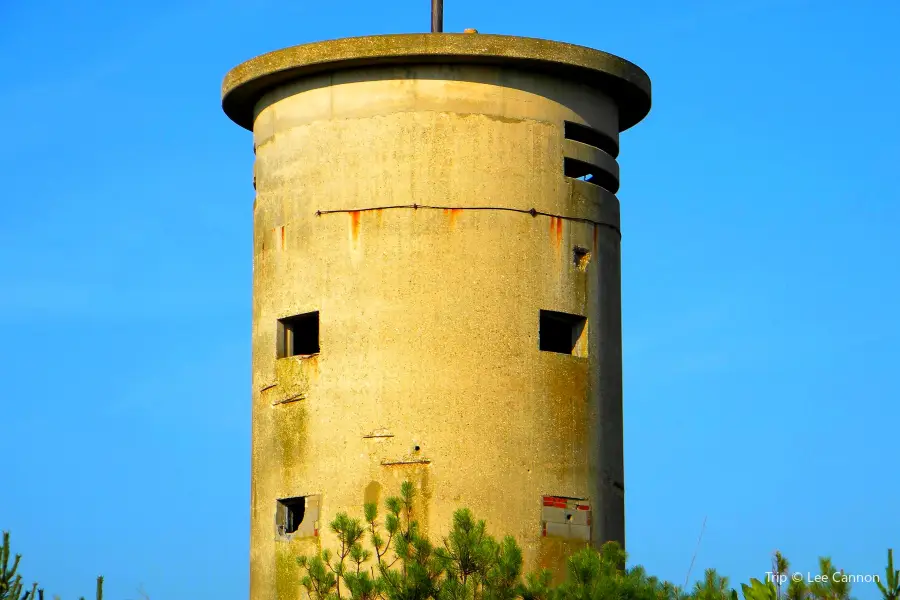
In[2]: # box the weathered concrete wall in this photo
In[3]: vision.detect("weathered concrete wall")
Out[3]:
[247,62,629,599]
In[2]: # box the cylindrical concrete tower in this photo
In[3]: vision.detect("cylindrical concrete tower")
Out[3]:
[222,33,651,600]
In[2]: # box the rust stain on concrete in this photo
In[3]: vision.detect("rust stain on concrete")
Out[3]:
[444,208,462,230]
[549,216,563,250]
[350,211,361,244]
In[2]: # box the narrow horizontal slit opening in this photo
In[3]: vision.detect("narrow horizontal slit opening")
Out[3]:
[564,121,619,157]
[563,158,619,194]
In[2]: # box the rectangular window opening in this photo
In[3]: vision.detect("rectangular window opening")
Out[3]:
[277,312,320,358]
[539,310,588,357]
[276,495,320,537]
[563,158,619,194]
[563,121,619,157]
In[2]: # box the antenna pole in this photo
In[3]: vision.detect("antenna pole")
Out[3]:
[431,0,443,32]
[683,515,708,590]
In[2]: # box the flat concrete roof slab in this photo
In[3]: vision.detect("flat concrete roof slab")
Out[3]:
[222,33,651,132]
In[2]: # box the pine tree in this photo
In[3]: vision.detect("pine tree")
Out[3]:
[1,531,103,600]
[294,481,896,600]
[693,569,732,600]
[876,550,899,600]
[772,552,790,600]
[1,531,27,600]
[807,558,852,600]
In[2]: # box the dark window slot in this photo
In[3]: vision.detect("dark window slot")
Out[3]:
[564,121,619,157]
[539,310,587,356]
[563,158,619,194]
[277,312,320,358]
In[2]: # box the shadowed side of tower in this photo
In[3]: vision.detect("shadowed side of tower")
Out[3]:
[222,33,651,600]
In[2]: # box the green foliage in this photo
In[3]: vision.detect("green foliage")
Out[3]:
[0,532,102,600]
[807,557,852,600]
[296,482,889,600]
[693,569,732,600]
[741,579,777,600]
[553,543,686,600]
[772,552,790,600]
[297,482,696,600]
[785,578,806,600]
[1,531,27,600]
[876,550,899,600]
[4,487,891,600]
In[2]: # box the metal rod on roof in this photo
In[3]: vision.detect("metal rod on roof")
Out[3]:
[431,0,443,32]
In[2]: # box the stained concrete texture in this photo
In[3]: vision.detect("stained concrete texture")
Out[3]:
[222,33,651,600]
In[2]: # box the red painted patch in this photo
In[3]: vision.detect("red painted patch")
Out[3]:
[280,226,285,250]
[555,217,563,247]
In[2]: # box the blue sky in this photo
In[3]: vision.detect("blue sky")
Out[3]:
[1,0,898,598]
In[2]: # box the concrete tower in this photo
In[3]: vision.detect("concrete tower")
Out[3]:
[222,32,651,600]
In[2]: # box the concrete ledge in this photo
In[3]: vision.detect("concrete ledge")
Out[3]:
[222,33,651,132]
